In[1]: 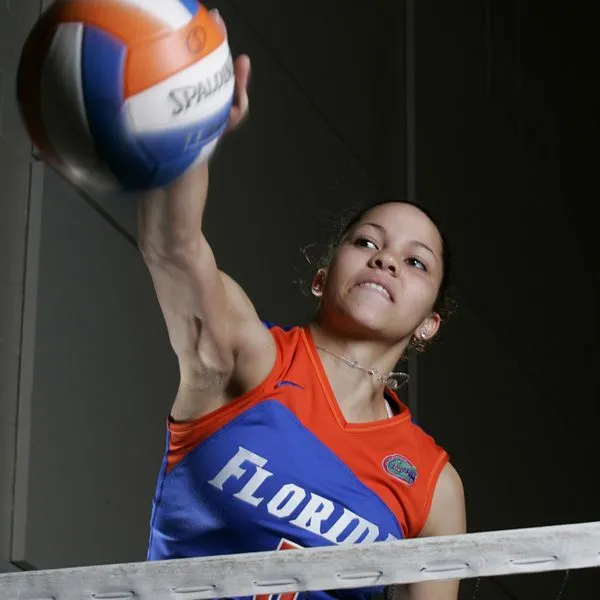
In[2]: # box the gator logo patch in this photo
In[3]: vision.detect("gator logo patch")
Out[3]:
[382,454,418,486]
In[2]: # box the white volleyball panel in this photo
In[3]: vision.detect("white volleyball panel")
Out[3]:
[117,0,194,29]
[41,23,119,191]
[124,41,234,133]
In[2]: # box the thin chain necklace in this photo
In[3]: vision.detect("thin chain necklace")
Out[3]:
[315,346,409,391]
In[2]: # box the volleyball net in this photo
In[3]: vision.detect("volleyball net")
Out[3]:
[1,521,599,600]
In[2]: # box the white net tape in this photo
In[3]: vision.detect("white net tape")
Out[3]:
[1,521,599,600]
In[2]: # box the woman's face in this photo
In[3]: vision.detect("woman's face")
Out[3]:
[318,202,444,343]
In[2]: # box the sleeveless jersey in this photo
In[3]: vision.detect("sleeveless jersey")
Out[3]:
[146,324,448,600]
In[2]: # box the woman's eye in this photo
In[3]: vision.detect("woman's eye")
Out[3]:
[355,237,378,250]
[407,257,427,271]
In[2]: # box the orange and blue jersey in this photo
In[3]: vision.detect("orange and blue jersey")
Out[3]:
[147,323,448,600]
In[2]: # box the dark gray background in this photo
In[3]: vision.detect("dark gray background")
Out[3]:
[1,1,598,598]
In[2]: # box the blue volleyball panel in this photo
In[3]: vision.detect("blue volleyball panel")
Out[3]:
[137,101,232,188]
[177,0,200,16]
[80,26,156,191]
[146,123,227,189]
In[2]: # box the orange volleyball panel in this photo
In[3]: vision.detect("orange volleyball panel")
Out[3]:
[125,4,226,98]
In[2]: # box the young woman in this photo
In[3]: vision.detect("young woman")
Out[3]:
[138,11,465,600]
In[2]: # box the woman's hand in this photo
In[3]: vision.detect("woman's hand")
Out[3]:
[210,8,251,132]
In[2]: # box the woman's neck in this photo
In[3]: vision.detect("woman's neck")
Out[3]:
[308,322,407,423]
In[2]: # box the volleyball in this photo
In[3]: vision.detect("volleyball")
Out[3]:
[17,0,235,192]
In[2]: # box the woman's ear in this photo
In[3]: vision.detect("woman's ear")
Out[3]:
[311,269,327,298]
[415,312,441,342]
